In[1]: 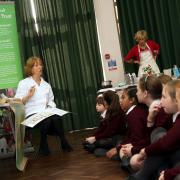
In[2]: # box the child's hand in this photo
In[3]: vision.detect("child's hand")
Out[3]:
[130,153,145,171]
[85,136,96,144]
[139,148,147,160]
[158,171,165,180]
[148,100,161,125]
[122,143,133,148]
[106,148,117,158]
[121,144,133,157]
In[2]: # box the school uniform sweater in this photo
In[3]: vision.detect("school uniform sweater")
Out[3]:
[154,108,173,129]
[94,108,126,140]
[145,114,180,156]
[116,104,149,154]
[164,167,180,180]
[146,108,173,137]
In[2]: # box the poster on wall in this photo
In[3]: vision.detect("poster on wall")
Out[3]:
[108,59,117,71]
[104,53,117,71]
[0,2,29,171]
[0,2,23,89]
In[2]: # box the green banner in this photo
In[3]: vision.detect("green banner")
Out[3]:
[0,2,22,89]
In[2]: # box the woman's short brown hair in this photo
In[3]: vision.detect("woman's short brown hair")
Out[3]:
[24,57,43,76]
[134,30,148,42]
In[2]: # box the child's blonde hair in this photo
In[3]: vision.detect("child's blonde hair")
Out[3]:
[174,80,180,100]
[165,80,180,100]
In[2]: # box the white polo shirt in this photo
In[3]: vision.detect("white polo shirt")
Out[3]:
[15,77,56,117]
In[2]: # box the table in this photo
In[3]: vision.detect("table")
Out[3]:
[97,84,137,94]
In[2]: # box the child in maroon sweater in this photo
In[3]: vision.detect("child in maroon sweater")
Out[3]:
[83,91,126,156]
[106,86,149,164]
[128,80,180,180]
[159,166,180,180]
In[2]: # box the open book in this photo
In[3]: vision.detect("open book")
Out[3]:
[21,108,69,128]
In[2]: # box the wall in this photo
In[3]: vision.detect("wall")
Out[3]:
[93,0,125,87]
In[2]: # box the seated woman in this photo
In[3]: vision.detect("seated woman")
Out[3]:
[15,56,72,155]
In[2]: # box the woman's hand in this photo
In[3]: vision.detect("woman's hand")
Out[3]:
[153,50,158,61]
[125,59,139,64]
[106,147,117,158]
[22,86,36,104]
[28,86,36,98]
[85,136,96,144]
[126,59,133,63]
[134,60,140,65]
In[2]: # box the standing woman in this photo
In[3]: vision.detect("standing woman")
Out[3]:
[15,57,73,155]
[124,30,160,77]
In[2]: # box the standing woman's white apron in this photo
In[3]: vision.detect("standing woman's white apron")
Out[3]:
[138,43,160,77]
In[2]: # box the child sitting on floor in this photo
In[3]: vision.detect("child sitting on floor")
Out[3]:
[83,90,126,157]
[106,86,148,170]
[128,80,180,180]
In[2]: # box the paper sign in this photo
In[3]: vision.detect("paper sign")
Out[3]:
[108,59,117,70]
[21,108,69,128]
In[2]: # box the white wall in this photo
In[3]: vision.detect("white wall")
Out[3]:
[93,0,125,87]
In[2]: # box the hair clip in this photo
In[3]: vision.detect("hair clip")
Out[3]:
[97,94,103,97]
[144,74,151,90]
[144,74,150,83]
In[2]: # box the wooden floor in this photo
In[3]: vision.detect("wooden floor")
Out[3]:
[0,130,128,180]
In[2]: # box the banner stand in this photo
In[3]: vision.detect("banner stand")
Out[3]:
[0,2,27,171]
[10,102,28,171]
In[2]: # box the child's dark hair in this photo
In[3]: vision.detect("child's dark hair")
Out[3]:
[96,95,105,105]
[103,90,121,119]
[124,86,138,105]
[139,75,162,99]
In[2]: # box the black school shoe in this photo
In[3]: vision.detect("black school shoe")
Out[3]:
[125,175,137,180]
[121,156,130,168]
[61,138,73,152]
[121,156,135,174]
[82,141,95,153]
[38,144,50,156]
[38,148,50,156]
